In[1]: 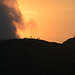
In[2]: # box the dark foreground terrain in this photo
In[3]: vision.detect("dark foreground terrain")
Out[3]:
[0,37,75,74]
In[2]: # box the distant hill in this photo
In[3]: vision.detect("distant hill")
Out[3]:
[0,37,75,74]
[63,37,75,47]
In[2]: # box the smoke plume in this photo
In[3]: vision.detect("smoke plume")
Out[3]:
[0,0,24,40]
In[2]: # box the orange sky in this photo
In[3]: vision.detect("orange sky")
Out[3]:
[17,0,75,43]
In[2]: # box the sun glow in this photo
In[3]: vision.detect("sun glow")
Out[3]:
[16,0,39,39]
[15,16,37,39]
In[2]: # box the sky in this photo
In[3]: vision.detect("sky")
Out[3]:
[17,0,75,43]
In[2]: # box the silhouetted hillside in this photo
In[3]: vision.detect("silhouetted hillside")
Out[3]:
[0,37,75,74]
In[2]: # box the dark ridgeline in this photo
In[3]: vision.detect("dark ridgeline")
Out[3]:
[0,37,75,74]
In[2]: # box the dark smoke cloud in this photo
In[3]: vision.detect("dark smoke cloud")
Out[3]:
[0,0,24,40]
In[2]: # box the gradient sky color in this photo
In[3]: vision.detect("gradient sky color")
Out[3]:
[17,0,75,43]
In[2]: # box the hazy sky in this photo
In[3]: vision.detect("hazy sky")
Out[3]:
[17,0,75,43]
